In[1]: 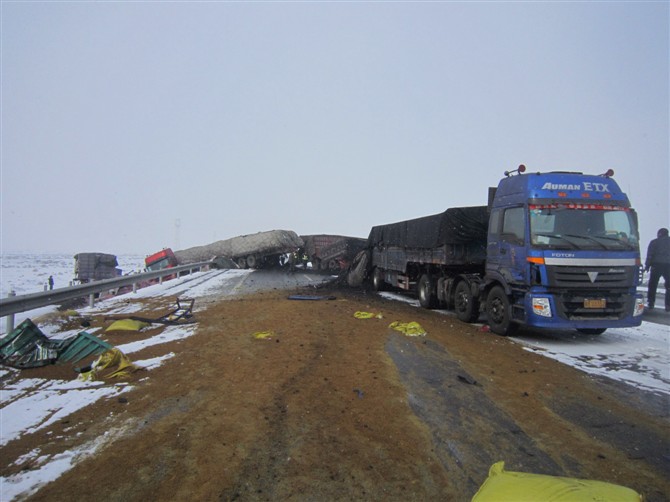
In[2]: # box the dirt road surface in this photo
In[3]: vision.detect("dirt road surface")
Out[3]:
[2,272,669,501]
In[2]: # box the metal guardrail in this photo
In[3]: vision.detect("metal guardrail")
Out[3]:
[0,261,213,321]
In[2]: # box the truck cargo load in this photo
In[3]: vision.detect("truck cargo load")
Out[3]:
[368,206,489,249]
[73,253,120,283]
[173,230,303,269]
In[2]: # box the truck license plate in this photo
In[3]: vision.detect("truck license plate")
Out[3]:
[584,298,606,309]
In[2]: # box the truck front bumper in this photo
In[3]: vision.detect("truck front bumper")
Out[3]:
[522,292,644,330]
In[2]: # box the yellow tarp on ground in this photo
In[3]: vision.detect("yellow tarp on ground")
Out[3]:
[106,319,150,332]
[471,462,642,502]
[78,348,141,381]
[388,321,426,337]
[354,311,383,319]
[252,331,275,340]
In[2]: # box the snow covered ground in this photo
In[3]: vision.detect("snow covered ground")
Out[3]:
[1,267,254,500]
[0,253,145,299]
[0,254,668,500]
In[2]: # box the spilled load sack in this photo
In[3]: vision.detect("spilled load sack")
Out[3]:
[252,331,275,340]
[106,319,150,332]
[388,321,426,337]
[354,311,383,319]
[471,461,642,502]
[78,348,140,380]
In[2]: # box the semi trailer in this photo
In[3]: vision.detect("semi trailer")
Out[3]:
[366,166,645,335]
[302,235,367,274]
[73,253,121,283]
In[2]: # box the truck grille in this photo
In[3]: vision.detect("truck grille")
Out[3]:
[555,292,629,320]
[545,266,636,320]
[546,266,634,289]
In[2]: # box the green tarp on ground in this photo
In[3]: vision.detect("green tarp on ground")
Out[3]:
[0,319,112,368]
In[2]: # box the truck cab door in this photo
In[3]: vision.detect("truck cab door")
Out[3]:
[487,206,527,286]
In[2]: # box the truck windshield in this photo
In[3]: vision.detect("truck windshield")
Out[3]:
[146,257,171,271]
[529,205,638,250]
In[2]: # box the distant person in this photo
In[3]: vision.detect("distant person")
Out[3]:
[48,275,54,290]
[644,228,670,311]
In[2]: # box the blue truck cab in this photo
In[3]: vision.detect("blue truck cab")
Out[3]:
[484,165,645,335]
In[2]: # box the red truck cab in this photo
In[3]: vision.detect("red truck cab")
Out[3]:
[145,248,178,271]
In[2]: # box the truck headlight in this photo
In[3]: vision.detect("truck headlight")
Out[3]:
[532,297,552,318]
[634,297,645,317]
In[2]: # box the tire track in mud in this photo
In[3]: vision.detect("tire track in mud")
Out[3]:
[385,333,565,497]
[217,322,330,501]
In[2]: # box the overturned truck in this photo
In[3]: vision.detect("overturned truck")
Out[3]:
[174,230,304,269]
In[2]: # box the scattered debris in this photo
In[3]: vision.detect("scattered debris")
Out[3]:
[78,348,141,380]
[388,321,426,337]
[252,331,275,340]
[353,388,365,399]
[457,374,479,386]
[354,311,383,319]
[112,297,196,325]
[0,319,113,369]
[287,295,337,301]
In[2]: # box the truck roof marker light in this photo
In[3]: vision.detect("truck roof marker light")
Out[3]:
[558,192,567,197]
[582,192,590,198]
[527,257,545,265]
[504,164,526,177]
[600,169,615,177]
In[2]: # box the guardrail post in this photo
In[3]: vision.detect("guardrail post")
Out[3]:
[89,293,95,308]
[133,282,137,293]
[5,290,16,333]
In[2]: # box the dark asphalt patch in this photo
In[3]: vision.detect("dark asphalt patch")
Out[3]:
[385,333,564,497]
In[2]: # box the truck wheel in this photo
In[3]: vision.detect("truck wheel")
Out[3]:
[418,274,437,309]
[455,280,479,323]
[372,267,386,292]
[486,286,517,336]
[328,260,339,274]
[236,257,248,269]
[246,255,258,269]
[577,328,607,335]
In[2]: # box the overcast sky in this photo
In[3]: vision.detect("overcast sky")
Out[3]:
[1,1,668,256]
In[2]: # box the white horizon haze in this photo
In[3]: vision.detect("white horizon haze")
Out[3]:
[1,2,668,256]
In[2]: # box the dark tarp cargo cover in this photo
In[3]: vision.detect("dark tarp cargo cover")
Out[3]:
[74,252,120,282]
[368,206,489,249]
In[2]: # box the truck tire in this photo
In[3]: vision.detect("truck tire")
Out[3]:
[328,260,339,274]
[418,274,437,309]
[236,257,248,269]
[455,280,479,323]
[486,285,517,336]
[372,267,386,292]
[577,328,607,335]
[246,255,258,269]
